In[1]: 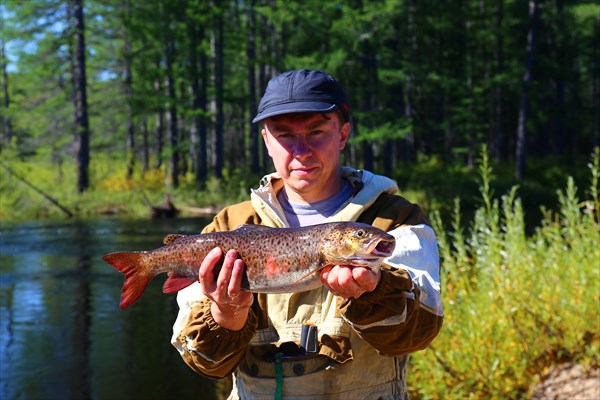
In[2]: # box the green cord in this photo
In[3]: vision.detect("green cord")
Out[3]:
[275,352,283,400]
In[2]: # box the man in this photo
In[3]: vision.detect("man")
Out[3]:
[172,69,443,399]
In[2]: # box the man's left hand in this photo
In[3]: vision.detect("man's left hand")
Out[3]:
[319,265,381,299]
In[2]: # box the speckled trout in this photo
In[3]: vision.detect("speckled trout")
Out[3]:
[102,222,395,310]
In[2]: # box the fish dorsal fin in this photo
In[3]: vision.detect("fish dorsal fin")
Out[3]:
[163,234,185,245]
[234,224,273,232]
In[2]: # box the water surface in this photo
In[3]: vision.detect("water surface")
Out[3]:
[0,217,222,400]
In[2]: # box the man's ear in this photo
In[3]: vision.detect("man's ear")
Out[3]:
[339,122,350,150]
[261,128,273,157]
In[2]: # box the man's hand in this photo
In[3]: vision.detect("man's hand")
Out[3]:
[319,265,381,299]
[198,247,253,331]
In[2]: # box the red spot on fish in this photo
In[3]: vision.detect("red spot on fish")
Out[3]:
[264,255,288,276]
[265,256,278,276]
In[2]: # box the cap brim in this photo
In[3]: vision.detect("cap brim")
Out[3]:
[252,102,337,123]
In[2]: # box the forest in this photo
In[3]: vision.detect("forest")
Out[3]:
[1,0,599,199]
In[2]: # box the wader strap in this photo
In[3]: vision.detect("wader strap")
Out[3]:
[275,352,283,400]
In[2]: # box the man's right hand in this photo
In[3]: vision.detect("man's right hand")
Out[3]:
[198,247,254,331]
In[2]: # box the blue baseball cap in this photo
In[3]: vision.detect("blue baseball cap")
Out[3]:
[252,69,350,123]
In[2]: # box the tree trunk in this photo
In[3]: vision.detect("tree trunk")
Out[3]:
[360,34,376,172]
[258,12,270,173]
[188,17,204,185]
[71,0,90,193]
[142,115,149,172]
[124,0,135,179]
[552,0,566,155]
[177,79,187,176]
[493,0,505,160]
[403,0,417,163]
[595,19,600,149]
[247,0,260,174]
[383,140,393,176]
[516,0,542,180]
[199,36,208,184]
[211,4,224,178]
[464,8,475,167]
[154,57,165,170]
[165,37,178,188]
[389,17,406,167]
[1,38,12,152]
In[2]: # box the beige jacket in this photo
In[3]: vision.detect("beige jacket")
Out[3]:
[172,167,443,399]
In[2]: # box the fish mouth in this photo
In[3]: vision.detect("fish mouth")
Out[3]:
[366,237,395,257]
[345,237,395,267]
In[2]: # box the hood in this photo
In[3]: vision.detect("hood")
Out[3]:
[250,167,398,227]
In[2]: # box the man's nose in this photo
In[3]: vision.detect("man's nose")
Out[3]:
[292,137,311,157]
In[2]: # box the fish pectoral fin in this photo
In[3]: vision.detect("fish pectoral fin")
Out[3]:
[163,234,186,245]
[234,224,274,232]
[290,265,329,285]
[163,272,196,293]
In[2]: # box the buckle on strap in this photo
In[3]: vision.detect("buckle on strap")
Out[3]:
[300,323,318,354]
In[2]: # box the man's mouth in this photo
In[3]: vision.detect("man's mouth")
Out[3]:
[291,166,317,175]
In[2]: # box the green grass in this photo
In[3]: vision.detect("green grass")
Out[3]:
[0,153,258,222]
[408,148,600,399]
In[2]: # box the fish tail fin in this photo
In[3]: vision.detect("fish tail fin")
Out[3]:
[102,252,155,310]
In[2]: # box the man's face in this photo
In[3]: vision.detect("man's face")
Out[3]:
[262,112,350,204]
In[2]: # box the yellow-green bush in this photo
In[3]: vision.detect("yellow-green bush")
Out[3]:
[409,148,600,399]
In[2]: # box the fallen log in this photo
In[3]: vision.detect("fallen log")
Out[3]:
[177,205,220,216]
[1,161,75,218]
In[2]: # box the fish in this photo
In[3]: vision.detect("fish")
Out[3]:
[102,221,396,310]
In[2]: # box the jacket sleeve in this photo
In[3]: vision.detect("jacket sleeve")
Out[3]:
[339,223,443,356]
[172,296,258,379]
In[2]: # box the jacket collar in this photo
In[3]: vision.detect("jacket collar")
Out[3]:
[250,167,398,227]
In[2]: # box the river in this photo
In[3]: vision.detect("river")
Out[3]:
[0,216,225,400]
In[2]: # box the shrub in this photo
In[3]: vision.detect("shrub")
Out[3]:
[408,148,600,399]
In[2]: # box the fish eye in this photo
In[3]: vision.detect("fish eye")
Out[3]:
[356,229,366,237]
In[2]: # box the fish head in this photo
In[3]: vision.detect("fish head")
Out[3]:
[320,222,396,269]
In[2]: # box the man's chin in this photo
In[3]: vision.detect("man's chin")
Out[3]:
[285,180,318,199]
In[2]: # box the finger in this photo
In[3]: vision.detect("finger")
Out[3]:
[336,266,355,287]
[319,266,332,284]
[228,258,245,298]
[227,258,254,308]
[241,291,255,307]
[334,266,363,299]
[217,249,238,295]
[199,247,222,289]
[352,267,380,292]
[323,266,345,296]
